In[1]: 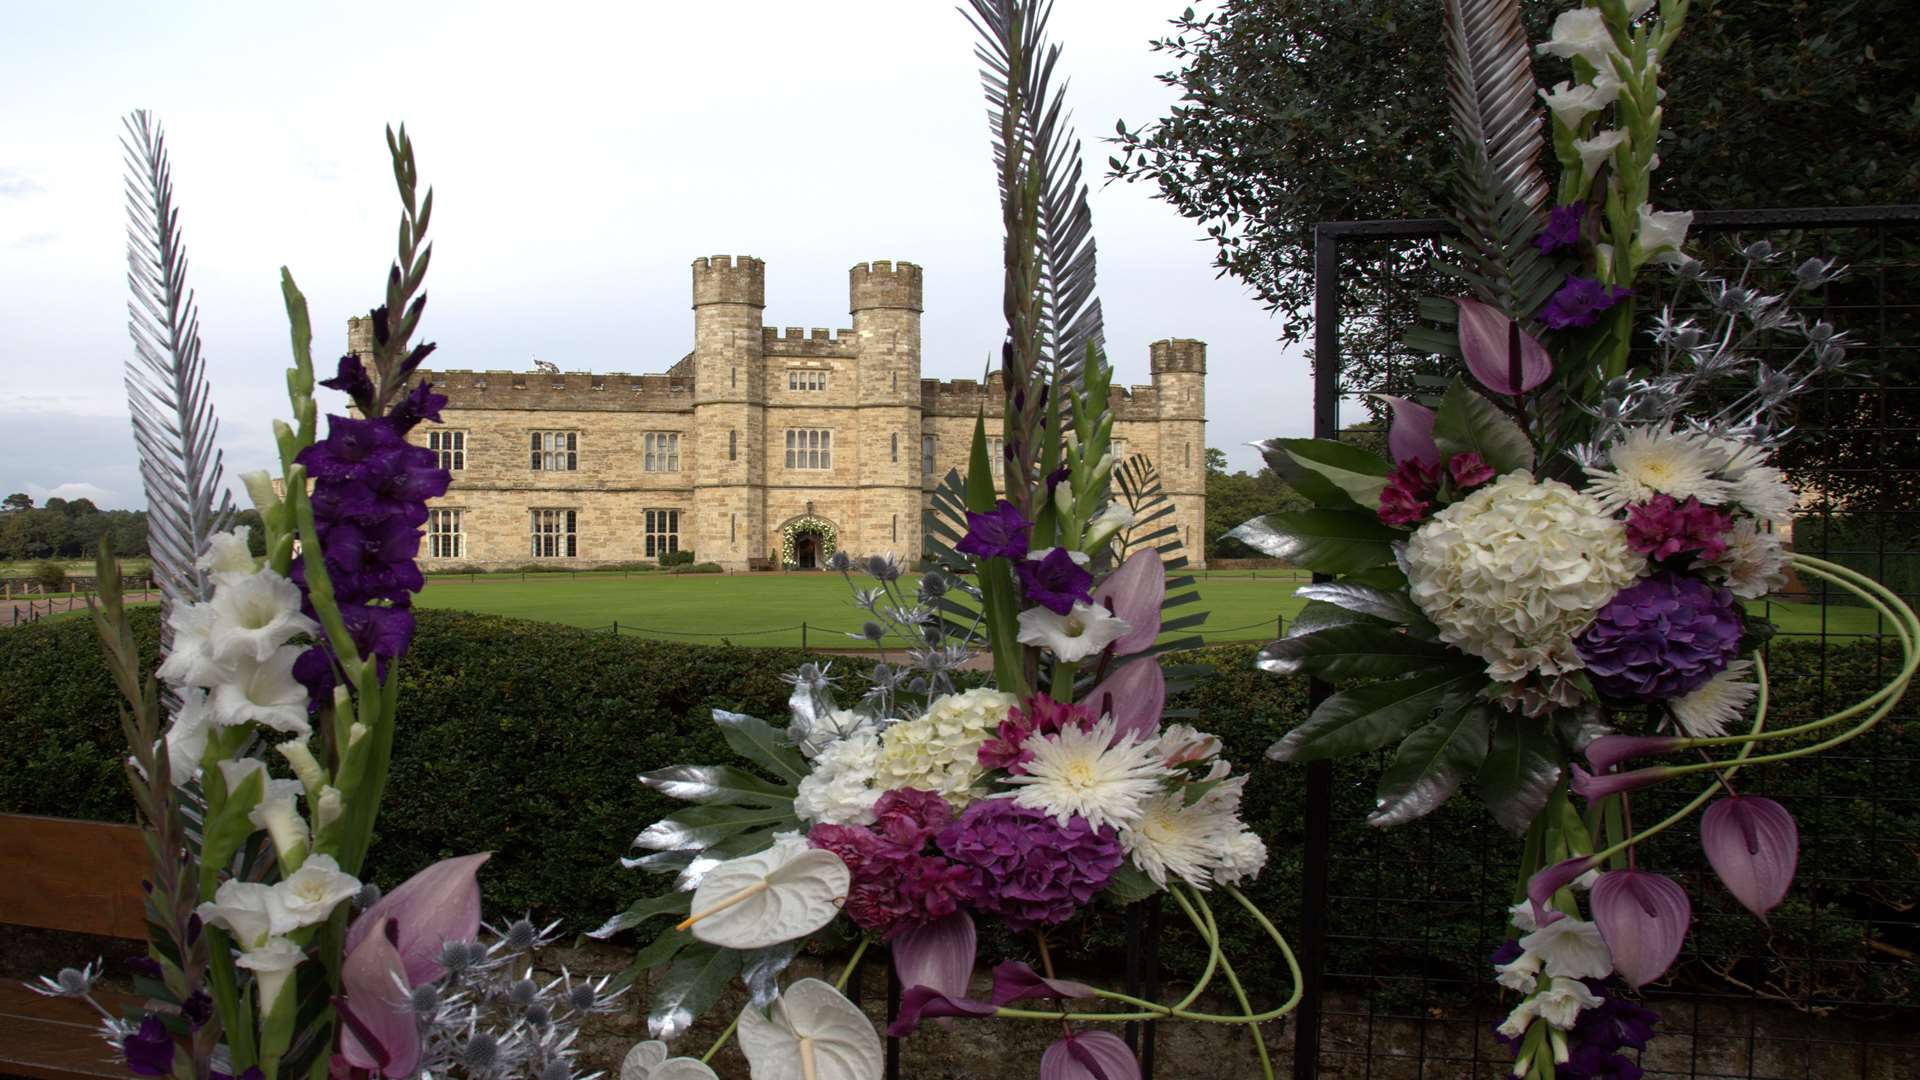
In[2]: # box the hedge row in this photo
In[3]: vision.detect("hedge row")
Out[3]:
[1,609,1912,1012]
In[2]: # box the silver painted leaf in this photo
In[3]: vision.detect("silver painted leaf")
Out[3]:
[647,943,743,1041]
[1478,707,1568,834]
[1294,582,1431,629]
[587,891,692,941]
[1368,702,1493,827]
[641,765,795,807]
[741,941,801,1008]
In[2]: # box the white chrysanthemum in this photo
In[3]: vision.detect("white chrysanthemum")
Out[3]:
[1712,519,1791,599]
[1726,464,1797,524]
[1153,724,1223,767]
[1584,427,1735,512]
[1213,830,1269,887]
[793,732,883,826]
[1004,718,1171,833]
[873,688,1016,806]
[1120,791,1237,888]
[1670,660,1758,738]
[1016,601,1132,662]
[207,570,320,665]
[1404,472,1646,682]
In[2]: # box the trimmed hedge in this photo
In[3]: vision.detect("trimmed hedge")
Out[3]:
[1,609,1912,1012]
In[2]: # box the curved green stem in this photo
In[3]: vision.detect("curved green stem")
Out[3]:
[1175,887,1274,1080]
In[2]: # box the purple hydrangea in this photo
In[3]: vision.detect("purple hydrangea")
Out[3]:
[1576,575,1743,702]
[956,499,1031,561]
[935,801,1123,931]
[1541,276,1634,330]
[1014,547,1095,615]
[122,1015,174,1076]
[1536,203,1587,255]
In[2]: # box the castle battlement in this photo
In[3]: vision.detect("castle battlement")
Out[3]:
[917,372,1165,418]
[761,326,860,359]
[418,368,693,412]
[850,259,923,312]
[691,254,766,308]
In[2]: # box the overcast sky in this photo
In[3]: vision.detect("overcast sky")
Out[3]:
[0,0,1311,510]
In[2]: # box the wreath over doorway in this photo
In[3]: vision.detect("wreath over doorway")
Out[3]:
[779,515,837,568]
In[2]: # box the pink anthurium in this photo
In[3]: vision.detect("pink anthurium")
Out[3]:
[1084,658,1165,744]
[1094,550,1164,657]
[1584,735,1687,775]
[1040,1029,1141,1080]
[887,911,994,1036]
[346,852,489,986]
[1379,396,1440,468]
[1456,297,1554,395]
[1525,855,1597,928]
[1701,796,1799,920]
[990,960,1097,1005]
[337,917,421,1075]
[1589,869,1691,988]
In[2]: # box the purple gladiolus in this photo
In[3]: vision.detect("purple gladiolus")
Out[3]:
[1457,297,1554,394]
[319,355,376,412]
[1540,276,1634,330]
[121,1014,174,1076]
[991,960,1097,1004]
[1041,1030,1142,1080]
[1084,657,1165,743]
[1585,734,1688,775]
[1536,203,1586,254]
[1526,855,1598,927]
[956,499,1031,561]
[1094,549,1164,656]
[1380,395,1440,468]
[1016,548,1096,616]
[1701,796,1800,920]
[1589,869,1691,988]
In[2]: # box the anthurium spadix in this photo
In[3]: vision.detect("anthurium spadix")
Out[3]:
[1378,395,1440,468]
[677,836,850,949]
[737,977,884,1080]
[1455,297,1553,395]
[1589,869,1691,988]
[620,1040,721,1080]
[1701,796,1800,920]
[1094,549,1164,656]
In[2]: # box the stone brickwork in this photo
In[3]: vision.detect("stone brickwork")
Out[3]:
[388,256,1207,571]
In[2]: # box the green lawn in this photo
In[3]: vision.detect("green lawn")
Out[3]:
[408,569,1890,649]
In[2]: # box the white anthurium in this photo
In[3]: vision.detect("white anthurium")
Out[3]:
[247,778,311,862]
[211,646,313,736]
[676,836,850,950]
[737,978,883,1080]
[162,686,217,783]
[1015,602,1131,663]
[195,527,258,578]
[270,853,360,927]
[154,601,228,689]
[1573,129,1629,178]
[235,935,304,1011]
[1536,6,1618,67]
[1634,205,1694,264]
[621,1041,719,1080]
[206,570,319,665]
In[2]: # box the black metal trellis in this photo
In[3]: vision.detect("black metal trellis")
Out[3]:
[1294,205,1920,1079]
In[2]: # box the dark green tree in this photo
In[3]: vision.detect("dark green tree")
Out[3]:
[1,493,30,512]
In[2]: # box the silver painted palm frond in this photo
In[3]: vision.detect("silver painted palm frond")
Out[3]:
[123,110,233,651]
[964,0,1106,388]
[1441,0,1558,317]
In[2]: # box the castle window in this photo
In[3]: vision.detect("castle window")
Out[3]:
[531,431,577,471]
[785,429,832,470]
[892,514,898,542]
[989,436,1006,463]
[921,434,936,478]
[644,509,680,558]
[1185,443,1191,467]
[788,369,827,392]
[428,509,463,559]
[730,513,737,544]
[644,432,681,472]
[890,432,899,463]
[428,430,465,471]
[1112,438,1129,462]
[728,429,738,461]
[530,509,577,558]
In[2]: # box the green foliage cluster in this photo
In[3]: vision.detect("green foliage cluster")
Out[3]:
[27,561,67,591]
[669,562,725,575]
[0,609,1910,1011]
[1204,448,1310,559]
[0,497,152,563]
[659,549,696,568]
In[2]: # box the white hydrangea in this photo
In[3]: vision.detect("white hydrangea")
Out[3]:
[873,688,1017,806]
[792,732,883,826]
[1711,519,1791,599]
[1405,472,1646,682]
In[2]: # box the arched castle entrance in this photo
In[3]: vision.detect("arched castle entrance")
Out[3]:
[779,514,838,570]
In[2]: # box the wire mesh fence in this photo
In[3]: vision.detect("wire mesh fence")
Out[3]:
[1293,206,1920,1079]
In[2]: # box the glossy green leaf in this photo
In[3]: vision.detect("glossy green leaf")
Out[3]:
[1256,437,1352,507]
[1268,670,1487,762]
[1479,708,1569,835]
[1368,702,1493,827]
[1225,509,1404,574]
[1276,437,1391,507]
[1257,624,1468,679]
[712,711,807,784]
[1433,378,1534,475]
[588,890,692,940]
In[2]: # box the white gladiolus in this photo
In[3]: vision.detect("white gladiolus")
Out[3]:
[1573,129,1629,178]
[218,757,269,799]
[1540,74,1621,127]
[1025,546,1091,567]
[195,528,258,578]
[1536,976,1605,1029]
[236,936,305,1011]
[1496,950,1543,994]
[1519,917,1614,981]
[271,853,360,926]
[247,780,311,862]
[1635,205,1694,264]
[1015,601,1132,662]
[211,647,313,736]
[240,470,282,515]
[162,687,216,783]
[206,570,318,665]
[276,739,326,792]
[196,881,281,950]
[315,785,345,831]
[1536,7,1618,67]
[154,601,227,689]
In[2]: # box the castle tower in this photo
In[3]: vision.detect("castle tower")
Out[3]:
[850,261,924,560]
[690,255,767,569]
[1150,339,1208,567]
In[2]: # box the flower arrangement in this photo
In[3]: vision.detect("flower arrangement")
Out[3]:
[780,516,838,569]
[1230,2,1917,1078]
[28,116,623,1080]
[595,4,1300,1077]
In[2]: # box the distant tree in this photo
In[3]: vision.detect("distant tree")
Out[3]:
[1,493,30,512]
[1204,447,1230,476]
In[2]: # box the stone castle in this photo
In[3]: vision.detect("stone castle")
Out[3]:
[373,255,1207,572]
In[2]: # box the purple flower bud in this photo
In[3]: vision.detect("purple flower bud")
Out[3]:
[1700,796,1799,920]
[1584,735,1687,775]
[1535,203,1586,255]
[1457,297,1554,394]
[1571,764,1676,801]
[1540,276,1633,330]
[1526,855,1598,927]
[121,1015,174,1076]
[1589,870,1691,988]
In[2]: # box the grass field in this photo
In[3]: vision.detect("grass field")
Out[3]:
[407,569,1892,649]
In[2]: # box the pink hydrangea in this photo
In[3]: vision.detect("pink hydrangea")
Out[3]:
[1448,452,1496,490]
[1378,458,1440,527]
[1624,494,1734,564]
[977,696,1097,774]
[810,794,970,938]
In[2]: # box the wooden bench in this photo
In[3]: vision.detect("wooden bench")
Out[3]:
[0,813,150,1080]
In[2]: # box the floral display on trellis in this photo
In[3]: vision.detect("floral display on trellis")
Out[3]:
[780,516,838,568]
